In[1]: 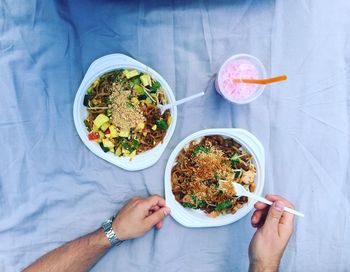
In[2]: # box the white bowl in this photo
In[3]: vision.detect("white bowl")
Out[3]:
[73,54,177,171]
[164,128,265,228]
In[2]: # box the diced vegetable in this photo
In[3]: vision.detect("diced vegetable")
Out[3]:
[215,201,232,211]
[131,97,139,105]
[102,139,114,149]
[156,119,168,130]
[98,131,104,139]
[193,146,209,155]
[115,145,122,156]
[133,139,140,149]
[122,142,134,153]
[167,116,172,126]
[136,122,145,131]
[124,69,140,79]
[93,114,109,128]
[105,109,112,117]
[92,79,100,88]
[109,125,118,138]
[84,119,90,129]
[88,132,99,141]
[151,125,157,131]
[119,130,129,138]
[138,94,147,100]
[129,150,137,159]
[99,142,109,153]
[87,86,93,94]
[92,124,99,132]
[150,81,161,92]
[133,84,145,95]
[100,122,110,132]
[83,95,92,107]
[140,74,151,86]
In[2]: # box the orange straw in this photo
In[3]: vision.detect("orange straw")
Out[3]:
[233,75,287,85]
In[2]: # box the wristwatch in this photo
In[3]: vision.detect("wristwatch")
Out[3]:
[101,216,123,247]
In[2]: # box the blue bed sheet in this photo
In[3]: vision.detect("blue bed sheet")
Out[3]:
[1,0,350,271]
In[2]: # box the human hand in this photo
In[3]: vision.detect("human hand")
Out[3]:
[248,195,295,272]
[113,195,171,240]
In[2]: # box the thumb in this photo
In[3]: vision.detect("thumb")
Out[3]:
[144,207,171,228]
[263,201,285,233]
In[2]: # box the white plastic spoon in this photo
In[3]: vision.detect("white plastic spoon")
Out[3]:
[158,91,205,114]
[221,181,304,217]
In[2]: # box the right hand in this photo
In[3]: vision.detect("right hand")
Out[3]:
[113,195,171,240]
[248,195,295,272]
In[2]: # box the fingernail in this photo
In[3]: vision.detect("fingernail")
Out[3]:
[274,201,285,212]
[163,207,171,216]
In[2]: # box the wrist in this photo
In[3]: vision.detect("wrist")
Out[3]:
[249,259,279,272]
[90,229,112,251]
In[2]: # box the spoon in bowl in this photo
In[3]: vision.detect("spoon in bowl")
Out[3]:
[220,180,304,217]
[158,91,205,114]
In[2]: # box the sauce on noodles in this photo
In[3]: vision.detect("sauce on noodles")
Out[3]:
[171,135,256,217]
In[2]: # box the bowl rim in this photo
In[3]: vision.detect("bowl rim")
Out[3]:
[164,128,265,228]
[73,54,177,171]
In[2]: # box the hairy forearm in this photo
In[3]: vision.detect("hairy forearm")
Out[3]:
[24,229,111,272]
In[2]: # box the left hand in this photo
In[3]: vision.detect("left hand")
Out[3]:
[112,195,170,240]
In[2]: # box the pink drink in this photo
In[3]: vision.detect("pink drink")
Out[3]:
[216,54,266,104]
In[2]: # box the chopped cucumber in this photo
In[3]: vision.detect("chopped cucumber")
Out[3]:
[93,114,109,128]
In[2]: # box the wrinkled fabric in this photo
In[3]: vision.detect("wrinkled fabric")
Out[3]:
[0,0,350,271]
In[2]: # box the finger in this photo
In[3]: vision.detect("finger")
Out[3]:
[254,201,269,210]
[251,208,268,227]
[144,207,171,229]
[143,195,166,209]
[262,201,285,234]
[266,194,294,208]
[279,210,295,229]
[148,205,161,216]
[150,205,160,212]
[155,220,163,229]
[265,195,295,226]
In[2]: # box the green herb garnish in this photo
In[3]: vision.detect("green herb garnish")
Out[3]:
[150,81,161,92]
[191,195,206,208]
[156,119,168,130]
[215,201,232,211]
[105,109,112,117]
[214,173,220,181]
[132,77,141,85]
[122,142,134,153]
[126,101,134,108]
[133,139,140,149]
[193,146,209,155]
[182,202,194,208]
[234,170,242,179]
[230,153,242,166]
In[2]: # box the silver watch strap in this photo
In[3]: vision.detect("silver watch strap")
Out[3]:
[101,216,123,247]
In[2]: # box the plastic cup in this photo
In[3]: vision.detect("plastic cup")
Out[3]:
[215,54,267,104]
